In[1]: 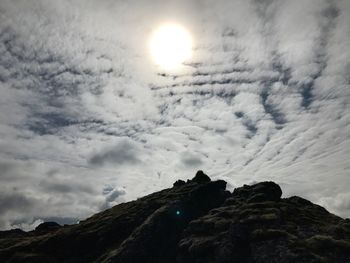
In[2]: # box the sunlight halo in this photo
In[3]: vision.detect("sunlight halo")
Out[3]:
[149,23,193,71]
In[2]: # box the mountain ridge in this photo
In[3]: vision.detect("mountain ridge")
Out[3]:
[0,171,349,263]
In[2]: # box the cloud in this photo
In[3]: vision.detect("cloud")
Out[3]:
[89,138,142,167]
[100,186,126,210]
[10,219,44,232]
[319,192,350,218]
[0,192,35,215]
[180,152,203,167]
[0,0,349,229]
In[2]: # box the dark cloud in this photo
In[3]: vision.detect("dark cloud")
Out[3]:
[100,187,126,210]
[260,91,286,127]
[0,161,15,178]
[39,180,94,194]
[105,189,125,203]
[0,192,35,214]
[181,153,203,167]
[89,139,141,167]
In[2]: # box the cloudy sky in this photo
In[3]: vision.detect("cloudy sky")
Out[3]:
[1,0,349,230]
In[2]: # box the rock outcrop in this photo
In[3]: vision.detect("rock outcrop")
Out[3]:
[0,172,349,263]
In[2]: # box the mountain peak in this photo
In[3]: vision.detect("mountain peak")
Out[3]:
[0,171,349,262]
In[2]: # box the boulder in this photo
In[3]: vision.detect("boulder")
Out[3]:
[232,181,282,202]
[34,222,61,233]
[191,170,211,184]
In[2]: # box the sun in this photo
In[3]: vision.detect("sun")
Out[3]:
[149,23,193,70]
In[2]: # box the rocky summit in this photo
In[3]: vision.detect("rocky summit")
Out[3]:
[0,171,349,263]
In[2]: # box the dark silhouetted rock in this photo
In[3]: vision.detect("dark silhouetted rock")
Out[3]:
[35,222,61,234]
[232,181,282,202]
[191,170,211,184]
[0,229,27,239]
[173,179,186,187]
[0,172,349,263]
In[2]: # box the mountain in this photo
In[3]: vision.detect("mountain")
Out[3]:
[0,171,349,263]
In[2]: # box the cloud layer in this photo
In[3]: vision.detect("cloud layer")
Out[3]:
[0,0,349,229]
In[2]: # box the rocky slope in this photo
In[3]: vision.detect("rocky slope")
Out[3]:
[0,171,349,263]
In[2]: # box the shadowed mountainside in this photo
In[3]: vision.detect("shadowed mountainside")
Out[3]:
[0,171,349,263]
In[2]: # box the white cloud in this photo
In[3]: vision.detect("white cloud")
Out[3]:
[319,192,350,218]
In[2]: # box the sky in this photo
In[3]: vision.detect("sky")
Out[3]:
[0,0,349,230]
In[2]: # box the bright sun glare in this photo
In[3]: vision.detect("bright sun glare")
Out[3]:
[149,23,193,70]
